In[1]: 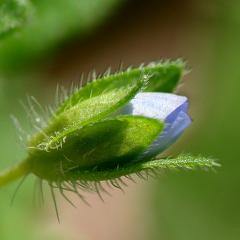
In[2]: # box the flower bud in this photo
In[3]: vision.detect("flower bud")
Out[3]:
[0,60,218,206]
[24,61,192,184]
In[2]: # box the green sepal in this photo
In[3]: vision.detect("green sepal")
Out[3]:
[29,59,186,156]
[28,116,164,182]
[143,60,186,92]
[68,154,219,182]
[56,68,147,115]
[57,59,185,115]
[29,70,144,147]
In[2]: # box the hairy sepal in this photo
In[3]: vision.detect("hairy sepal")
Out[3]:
[29,60,185,148]
[56,69,148,115]
[143,59,185,92]
[68,154,219,182]
[28,116,164,182]
[29,71,145,148]
[56,59,185,115]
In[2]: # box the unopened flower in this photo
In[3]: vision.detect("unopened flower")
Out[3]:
[0,60,217,215]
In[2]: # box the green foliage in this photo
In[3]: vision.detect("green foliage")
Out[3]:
[0,0,32,37]
[0,0,121,71]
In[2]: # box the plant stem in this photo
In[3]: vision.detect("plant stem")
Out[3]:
[0,160,30,188]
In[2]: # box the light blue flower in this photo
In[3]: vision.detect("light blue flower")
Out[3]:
[119,92,192,158]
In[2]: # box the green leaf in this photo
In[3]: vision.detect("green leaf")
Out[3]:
[69,154,219,181]
[29,116,164,181]
[143,60,186,92]
[0,0,32,37]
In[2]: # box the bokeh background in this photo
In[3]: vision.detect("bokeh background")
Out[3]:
[0,0,239,239]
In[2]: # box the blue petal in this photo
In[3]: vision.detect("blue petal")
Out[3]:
[142,111,191,158]
[119,92,188,121]
[118,92,191,158]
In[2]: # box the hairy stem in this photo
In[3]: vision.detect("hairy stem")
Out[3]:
[0,160,30,188]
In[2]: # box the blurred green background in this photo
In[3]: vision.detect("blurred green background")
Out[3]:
[0,0,239,239]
